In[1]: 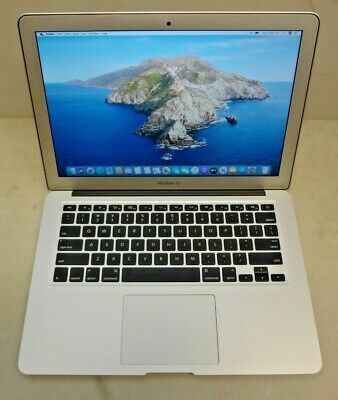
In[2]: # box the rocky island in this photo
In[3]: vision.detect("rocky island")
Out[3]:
[72,56,269,148]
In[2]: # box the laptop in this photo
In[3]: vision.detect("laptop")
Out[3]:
[18,12,321,375]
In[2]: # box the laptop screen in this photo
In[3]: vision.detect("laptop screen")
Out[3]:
[35,30,302,178]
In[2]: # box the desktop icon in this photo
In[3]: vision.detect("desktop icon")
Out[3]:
[105,167,114,175]
[70,167,76,175]
[144,166,151,174]
[86,167,95,175]
[262,166,270,175]
[239,166,246,174]
[247,166,256,175]
[229,166,237,174]
[191,167,199,175]
[219,166,227,175]
[115,167,123,175]
[77,167,85,175]
[134,166,142,174]
[210,167,218,174]
[182,167,190,174]
[201,167,208,174]
[162,167,171,174]
[124,167,132,174]
[153,167,161,174]
[173,168,180,174]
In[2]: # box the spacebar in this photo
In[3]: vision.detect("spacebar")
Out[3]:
[122,268,200,282]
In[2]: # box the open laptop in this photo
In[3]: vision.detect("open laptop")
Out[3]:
[18,12,321,375]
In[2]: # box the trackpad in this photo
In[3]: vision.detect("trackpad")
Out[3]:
[121,295,219,365]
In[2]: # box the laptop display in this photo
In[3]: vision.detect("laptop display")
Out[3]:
[35,30,302,178]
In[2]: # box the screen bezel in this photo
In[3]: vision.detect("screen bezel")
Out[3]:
[18,12,319,190]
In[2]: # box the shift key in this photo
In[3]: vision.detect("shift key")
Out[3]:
[56,253,89,265]
[249,252,283,265]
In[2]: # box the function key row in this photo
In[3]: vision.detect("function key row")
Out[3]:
[63,203,275,212]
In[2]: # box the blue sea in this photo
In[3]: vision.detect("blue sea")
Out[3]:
[45,82,293,176]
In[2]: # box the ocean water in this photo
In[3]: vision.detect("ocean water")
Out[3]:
[45,82,292,175]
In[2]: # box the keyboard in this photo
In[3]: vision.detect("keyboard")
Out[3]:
[53,202,286,284]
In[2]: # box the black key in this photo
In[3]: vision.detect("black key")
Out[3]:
[115,239,129,251]
[193,239,207,251]
[222,267,237,282]
[154,253,168,265]
[85,239,98,251]
[201,253,216,265]
[97,226,111,237]
[122,267,200,282]
[121,213,134,224]
[56,253,89,265]
[233,252,247,265]
[186,253,200,265]
[185,204,198,211]
[200,204,213,211]
[208,239,222,251]
[131,239,145,251]
[181,213,194,224]
[239,238,253,251]
[79,205,91,211]
[224,239,237,251]
[215,204,228,211]
[102,267,120,282]
[91,253,105,265]
[62,213,75,224]
[60,226,81,237]
[158,226,172,237]
[100,239,114,251]
[124,205,137,211]
[107,253,121,265]
[76,213,90,224]
[58,239,83,251]
[63,205,76,211]
[264,225,279,237]
[246,204,259,211]
[174,226,187,237]
[147,239,160,251]
[225,212,239,224]
[151,213,164,224]
[204,226,217,237]
[155,204,168,211]
[271,274,285,282]
[170,253,184,265]
[106,213,120,224]
[178,239,191,251]
[255,273,269,282]
[217,253,231,265]
[255,238,280,250]
[169,205,183,211]
[254,267,268,274]
[109,205,122,211]
[202,267,220,282]
[239,274,253,282]
[128,226,141,237]
[240,212,254,224]
[255,212,276,224]
[250,225,263,237]
[139,205,152,211]
[219,226,232,237]
[189,225,202,237]
[113,226,126,237]
[231,204,244,211]
[69,267,84,282]
[85,267,100,282]
[249,252,282,265]
[261,204,274,211]
[93,205,107,211]
[136,213,149,224]
[123,253,137,265]
[82,226,96,237]
[162,239,176,251]
[166,213,179,224]
[234,225,248,237]
[138,253,152,265]
[211,212,224,224]
[196,213,209,224]
[53,267,68,282]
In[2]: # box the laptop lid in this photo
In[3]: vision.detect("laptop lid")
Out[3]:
[18,12,319,191]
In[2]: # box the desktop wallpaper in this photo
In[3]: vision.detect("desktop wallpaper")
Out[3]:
[36,31,301,177]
